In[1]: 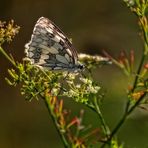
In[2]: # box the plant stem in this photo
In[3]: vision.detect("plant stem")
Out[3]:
[111,93,146,140]
[131,14,148,92]
[93,97,111,138]
[132,51,146,92]
[43,95,69,148]
[0,47,16,66]
[101,5,148,147]
[101,92,147,148]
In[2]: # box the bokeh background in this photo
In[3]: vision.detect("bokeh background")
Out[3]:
[0,0,148,147]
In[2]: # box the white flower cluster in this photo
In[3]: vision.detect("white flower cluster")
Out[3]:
[65,89,79,98]
[65,73,78,84]
[51,83,61,96]
[63,77,100,102]
[80,78,100,94]
[124,0,135,6]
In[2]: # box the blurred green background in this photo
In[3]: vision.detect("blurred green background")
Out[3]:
[0,0,148,147]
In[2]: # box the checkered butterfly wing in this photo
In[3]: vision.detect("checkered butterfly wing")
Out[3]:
[25,17,83,71]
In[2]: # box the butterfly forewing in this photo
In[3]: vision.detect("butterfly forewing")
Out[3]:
[25,17,82,71]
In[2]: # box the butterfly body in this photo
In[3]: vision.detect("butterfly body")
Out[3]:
[25,17,84,72]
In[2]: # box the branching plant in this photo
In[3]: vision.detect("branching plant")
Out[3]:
[0,0,148,147]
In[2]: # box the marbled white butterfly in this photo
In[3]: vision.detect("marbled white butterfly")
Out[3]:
[25,17,84,72]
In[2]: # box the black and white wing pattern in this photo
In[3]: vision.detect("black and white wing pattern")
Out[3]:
[25,17,84,72]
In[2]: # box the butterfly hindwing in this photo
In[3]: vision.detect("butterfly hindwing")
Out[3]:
[25,17,80,71]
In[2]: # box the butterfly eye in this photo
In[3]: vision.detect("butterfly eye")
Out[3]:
[79,64,84,70]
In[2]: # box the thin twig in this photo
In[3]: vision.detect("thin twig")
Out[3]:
[101,3,148,147]
[40,94,69,148]
[0,47,16,67]
[101,92,147,148]
[93,97,111,138]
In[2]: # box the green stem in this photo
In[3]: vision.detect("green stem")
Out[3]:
[101,54,147,147]
[108,92,147,145]
[132,51,146,92]
[0,47,16,67]
[43,95,69,148]
[101,92,147,148]
[101,7,148,147]
[131,15,148,92]
[93,97,111,137]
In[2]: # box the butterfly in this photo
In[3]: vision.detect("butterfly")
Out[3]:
[25,17,84,72]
